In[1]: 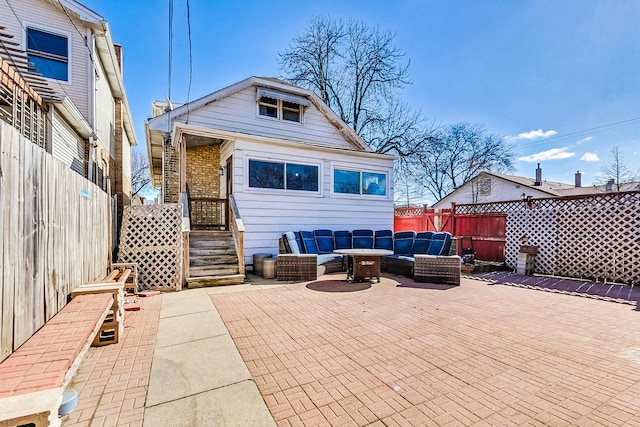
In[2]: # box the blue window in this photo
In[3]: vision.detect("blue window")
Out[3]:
[27,28,68,81]
[334,169,360,194]
[249,159,318,192]
[334,169,387,196]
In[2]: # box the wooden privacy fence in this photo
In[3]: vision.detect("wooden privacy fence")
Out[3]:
[118,204,184,291]
[394,206,504,261]
[0,123,110,361]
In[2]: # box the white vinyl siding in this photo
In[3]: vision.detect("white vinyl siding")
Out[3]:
[176,87,353,149]
[433,175,556,208]
[231,138,394,264]
[94,55,115,156]
[51,114,85,176]
[0,0,91,121]
[122,131,132,181]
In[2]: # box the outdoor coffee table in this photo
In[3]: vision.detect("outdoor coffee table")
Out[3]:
[333,249,393,283]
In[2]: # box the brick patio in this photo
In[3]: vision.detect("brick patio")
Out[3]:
[62,294,162,427]
[211,275,640,426]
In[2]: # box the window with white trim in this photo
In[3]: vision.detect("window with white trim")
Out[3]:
[26,28,68,81]
[249,159,318,192]
[256,88,309,123]
[334,168,387,196]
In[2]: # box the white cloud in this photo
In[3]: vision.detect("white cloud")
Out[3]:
[576,136,592,144]
[580,152,600,162]
[509,129,558,140]
[518,147,575,162]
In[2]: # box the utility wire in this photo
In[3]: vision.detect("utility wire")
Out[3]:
[2,0,88,153]
[167,0,173,135]
[185,0,192,124]
[519,117,640,143]
[57,0,98,75]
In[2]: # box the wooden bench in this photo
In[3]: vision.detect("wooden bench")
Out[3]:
[0,293,113,427]
[110,263,138,295]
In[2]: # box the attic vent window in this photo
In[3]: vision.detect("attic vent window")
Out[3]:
[256,88,309,124]
[26,28,68,81]
[479,178,491,196]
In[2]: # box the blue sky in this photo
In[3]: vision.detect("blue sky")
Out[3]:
[82,0,640,187]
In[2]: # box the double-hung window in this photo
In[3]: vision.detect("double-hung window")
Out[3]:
[249,159,318,192]
[26,28,69,81]
[334,168,387,196]
[256,88,309,124]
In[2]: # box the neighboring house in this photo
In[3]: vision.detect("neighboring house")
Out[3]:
[0,0,138,228]
[145,76,395,284]
[433,164,640,208]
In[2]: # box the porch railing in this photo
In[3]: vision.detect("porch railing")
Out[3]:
[190,197,227,230]
[229,195,245,275]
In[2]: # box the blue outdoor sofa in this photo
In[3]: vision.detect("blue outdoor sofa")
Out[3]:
[277,229,460,284]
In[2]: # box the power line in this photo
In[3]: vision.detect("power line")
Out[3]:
[56,0,98,75]
[167,0,173,134]
[524,117,640,144]
[185,0,192,124]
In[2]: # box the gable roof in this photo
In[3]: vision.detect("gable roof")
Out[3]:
[482,171,573,197]
[147,76,370,152]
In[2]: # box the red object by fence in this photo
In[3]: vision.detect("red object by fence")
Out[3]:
[394,206,506,262]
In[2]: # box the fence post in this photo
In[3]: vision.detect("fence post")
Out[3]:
[450,202,457,236]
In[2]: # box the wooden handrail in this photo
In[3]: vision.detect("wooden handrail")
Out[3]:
[229,195,245,275]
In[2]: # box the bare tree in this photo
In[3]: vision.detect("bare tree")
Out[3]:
[411,122,515,203]
[597,146,639,191]
[279,16,424,156]
[131,150,152,197]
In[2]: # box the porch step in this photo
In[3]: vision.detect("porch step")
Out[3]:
[186,274,245,288]
[190,231,232,240]
[190,255,238,267]
[189,247,237,257]
[188,230,240,281]
[189,265,240,277]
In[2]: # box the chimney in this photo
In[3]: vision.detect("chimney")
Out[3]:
[605,179,614,192]
[114,44,123,73]
[574,171,582,188]
[534,163,542,186]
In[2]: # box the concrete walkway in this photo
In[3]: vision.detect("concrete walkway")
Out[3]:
[143,287,276,427]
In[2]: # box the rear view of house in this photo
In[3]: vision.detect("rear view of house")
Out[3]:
[145,77,395,285]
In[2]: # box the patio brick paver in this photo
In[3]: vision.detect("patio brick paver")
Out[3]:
[210,275,640,426]
[62,294,162,427]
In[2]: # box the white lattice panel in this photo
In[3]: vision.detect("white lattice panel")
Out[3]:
[555,200,640,284]
[118,204,184,291]
[506,208,558,275]
[495,192,640,285]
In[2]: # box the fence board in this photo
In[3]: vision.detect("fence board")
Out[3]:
[0,123,110,360]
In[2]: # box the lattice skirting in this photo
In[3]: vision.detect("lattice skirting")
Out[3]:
[118,204,184,291]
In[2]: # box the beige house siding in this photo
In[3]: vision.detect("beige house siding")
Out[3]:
[51,111,86,175]
[0,0,91,122]
[94,53,115,158]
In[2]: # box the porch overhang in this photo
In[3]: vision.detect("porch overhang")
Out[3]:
[145,121,231,189]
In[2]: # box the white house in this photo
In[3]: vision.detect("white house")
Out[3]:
[0,0,138,224]
[145,77,395,283]
[433,164,640,209]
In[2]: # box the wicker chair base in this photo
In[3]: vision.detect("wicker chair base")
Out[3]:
[383,257,414,278]
[413,255,461,286]
[322,257,345,274]
[276,254,318,281]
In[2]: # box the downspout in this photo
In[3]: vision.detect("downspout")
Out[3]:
[87,27,97,183]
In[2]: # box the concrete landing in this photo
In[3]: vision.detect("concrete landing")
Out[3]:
[143,288,275,427]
